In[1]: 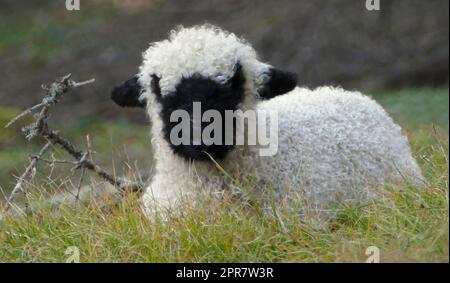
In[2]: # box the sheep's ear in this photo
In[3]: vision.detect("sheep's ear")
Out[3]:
[258,68,298,99]
[111,75,146,108]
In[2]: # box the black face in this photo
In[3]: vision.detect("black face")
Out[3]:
[111,65,298,161]
[153,64,245,161]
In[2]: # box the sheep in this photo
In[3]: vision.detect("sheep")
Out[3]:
[111,24,423,221]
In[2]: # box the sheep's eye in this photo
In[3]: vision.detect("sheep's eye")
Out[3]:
[151,74,161,96]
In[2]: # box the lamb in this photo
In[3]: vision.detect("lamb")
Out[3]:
[111,24,423,220]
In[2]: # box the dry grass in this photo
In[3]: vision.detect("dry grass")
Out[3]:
[0,126,448,263]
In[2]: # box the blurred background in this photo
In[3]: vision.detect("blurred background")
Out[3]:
[0,0,448,193]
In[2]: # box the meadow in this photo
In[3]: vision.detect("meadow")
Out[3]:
[0,87,448,262]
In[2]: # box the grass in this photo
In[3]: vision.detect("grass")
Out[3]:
[0,87,448,262]
[374,87,449,129]
[0,127,447,262]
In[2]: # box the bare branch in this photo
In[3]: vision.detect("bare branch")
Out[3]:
[3,74,143,215]
[41,128,143,191]
[5,74,95,130]
[3,142,52,214]
[76,167,87,202]
[71,78,96,88]
[38,158,79,166]
[4,102,45,128]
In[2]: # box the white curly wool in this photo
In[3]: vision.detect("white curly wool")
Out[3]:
[255,87,423,212]
[138,25,271,99]
[138,25,423,219]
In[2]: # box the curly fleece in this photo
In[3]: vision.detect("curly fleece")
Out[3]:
[137,25,423,218]
[256,87,423,212]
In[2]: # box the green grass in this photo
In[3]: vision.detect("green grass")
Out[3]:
[0,87,448,262]
[374,87,449,130]
[0,127,447,262]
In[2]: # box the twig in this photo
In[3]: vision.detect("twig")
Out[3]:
[86,134,94,161]
[3,74,143,215]
[3,142,52,213]
[38,158,79,166]
[71,78,96,88]
[42,128,142,191]
[4,102,45,128]
[76,167,87,202]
